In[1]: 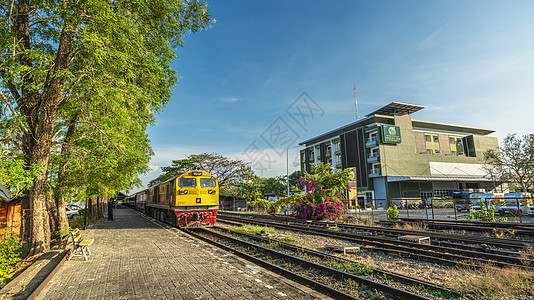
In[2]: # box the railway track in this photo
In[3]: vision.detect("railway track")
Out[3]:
[212,225,459,298]
[217,212,534,270]
[379,218,534,237]
[184,227,438,299]
[229,212,534,254]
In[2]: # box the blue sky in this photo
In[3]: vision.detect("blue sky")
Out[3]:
[139,0,534,188]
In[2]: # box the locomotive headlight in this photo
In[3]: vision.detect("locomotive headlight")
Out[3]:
[208,190,216,194]
[180,190,189,195]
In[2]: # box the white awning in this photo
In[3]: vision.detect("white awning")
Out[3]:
[387,176,492,183]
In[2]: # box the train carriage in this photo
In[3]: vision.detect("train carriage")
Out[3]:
[145,170,219,227]
[135,190,147,212]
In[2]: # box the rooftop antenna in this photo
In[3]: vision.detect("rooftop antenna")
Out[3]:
[353,83,359,119]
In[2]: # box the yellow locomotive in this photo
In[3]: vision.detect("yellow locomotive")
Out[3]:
[145,170,219,227]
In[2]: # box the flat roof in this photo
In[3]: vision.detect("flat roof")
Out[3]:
[365,102,425,117]
[412,119,495,135]
[300,102,495,147]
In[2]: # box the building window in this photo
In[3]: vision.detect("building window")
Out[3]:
[421,191,433,200]
[370,148,379,158]
[333,143,340,152]
[369,132,378,142]
[371,163,380,174]
[433,136,439,143]
[425,135,431,142]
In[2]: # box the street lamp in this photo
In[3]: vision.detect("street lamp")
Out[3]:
[287,144,304,196]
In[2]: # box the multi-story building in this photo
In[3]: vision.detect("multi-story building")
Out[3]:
[299,102,499,207]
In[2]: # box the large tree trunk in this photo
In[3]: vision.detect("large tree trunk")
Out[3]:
[45,191,58,235]
[17,0,79,256]
[97,196,104,219]
[55,115,79,231]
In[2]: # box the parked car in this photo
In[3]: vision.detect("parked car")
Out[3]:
[66,206,79,219]
[469,193,495,212]
[527,205,534,217]
[498,193,532,216]
[498,201,528,215]
[67,204,83,210]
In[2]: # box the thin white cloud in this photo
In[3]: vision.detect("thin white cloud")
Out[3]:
[217,97,239,103]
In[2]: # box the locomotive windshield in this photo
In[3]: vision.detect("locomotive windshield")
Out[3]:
[200,178,216,187]
[179,178,196,187]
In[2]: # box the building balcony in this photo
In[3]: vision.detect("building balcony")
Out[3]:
[335,163,342,169]
[368,171,381,178]
[366,139,378,148]
[334,150,341,155]
[367,154,380,163]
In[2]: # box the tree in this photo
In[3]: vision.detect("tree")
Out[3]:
[289,170,304,192]
[150,153,250,188]
[240,174,263,201]
[0,0,212,256]
[482,150,507,192]
[260,176,285,195]
[293,163,352,220]
[484,134,534,193]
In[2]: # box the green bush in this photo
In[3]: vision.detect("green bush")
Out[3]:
[0,227,22,284]
[248,198,270,213]
[386,205,399,220]
[277,193,305,212]
[466,200,507,222]
[268,202,280,213]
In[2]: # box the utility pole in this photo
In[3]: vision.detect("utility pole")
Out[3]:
[287,145,301,196]
[354,83,359,120]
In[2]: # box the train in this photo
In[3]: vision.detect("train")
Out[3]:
[125,170,219,227]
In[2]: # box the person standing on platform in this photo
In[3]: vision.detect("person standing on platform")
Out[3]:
[108,200,114,221]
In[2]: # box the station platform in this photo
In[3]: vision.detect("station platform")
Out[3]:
[36,206,331,299]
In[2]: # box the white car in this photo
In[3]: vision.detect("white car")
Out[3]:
[66,206,79,219]
[528,205,534,217]
[67,204,83,210]
[498,203,528,215]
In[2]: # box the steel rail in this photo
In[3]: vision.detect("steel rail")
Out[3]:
[186,228,432,300]
[184,228,359,300]
[218,214,534,270]
[385,218,534,234]
[218,217,475,268]
[223,212,534,250]
[212,225,460,299]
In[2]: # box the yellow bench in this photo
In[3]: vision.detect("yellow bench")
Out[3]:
[68,229,94,261]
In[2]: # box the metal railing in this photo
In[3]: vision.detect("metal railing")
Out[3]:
[347,197,532,223]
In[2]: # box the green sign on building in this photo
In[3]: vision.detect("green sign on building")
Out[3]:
[381,125,401,144]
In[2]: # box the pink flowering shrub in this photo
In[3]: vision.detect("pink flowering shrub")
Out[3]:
[293,163,352,220]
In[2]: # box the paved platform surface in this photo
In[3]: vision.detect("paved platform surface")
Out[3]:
[37,206,332,299]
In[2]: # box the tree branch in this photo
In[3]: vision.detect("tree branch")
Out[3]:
[29,16,61,27]
[0,89,29,134]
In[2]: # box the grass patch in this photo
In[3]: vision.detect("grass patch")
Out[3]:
[280,233,295,242]
[454,267,534,299]
[326,259,374,277]
[393,222,428,232]
[232,225,276,235]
